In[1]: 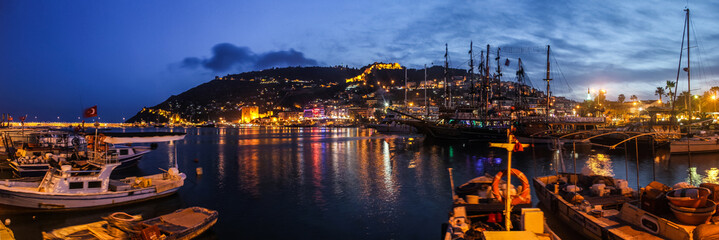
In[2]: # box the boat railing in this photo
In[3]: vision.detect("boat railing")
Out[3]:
[87,151,119,165]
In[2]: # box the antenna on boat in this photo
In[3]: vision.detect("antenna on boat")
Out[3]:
[489,130,529,231]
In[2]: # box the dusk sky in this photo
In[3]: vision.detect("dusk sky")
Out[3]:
[2,0,719,122]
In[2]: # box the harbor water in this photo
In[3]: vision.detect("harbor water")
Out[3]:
[5,127,717,239]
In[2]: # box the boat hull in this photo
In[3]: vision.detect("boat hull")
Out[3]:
[670,140,719,154]
[0,185,181,211]
[533,175,692,240]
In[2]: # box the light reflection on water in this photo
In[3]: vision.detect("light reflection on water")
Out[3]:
[13,127,719,239]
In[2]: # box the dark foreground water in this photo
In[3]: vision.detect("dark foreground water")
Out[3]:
[6,127,718,239]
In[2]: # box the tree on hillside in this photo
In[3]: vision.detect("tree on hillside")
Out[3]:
[618,94,626,103]
[630,95,638,102]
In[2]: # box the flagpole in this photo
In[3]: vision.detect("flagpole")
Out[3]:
[94,120,98,159]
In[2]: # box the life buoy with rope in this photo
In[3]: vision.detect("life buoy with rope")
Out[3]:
[491,168,531,205]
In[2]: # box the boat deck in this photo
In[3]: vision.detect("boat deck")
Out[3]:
[535,174,698,240]
[596,209,664,239]
[583,195,634,209]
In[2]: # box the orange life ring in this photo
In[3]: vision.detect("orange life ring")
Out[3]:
[491,168,531,205]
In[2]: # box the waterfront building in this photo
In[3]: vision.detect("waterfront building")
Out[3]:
[241,106,259,123]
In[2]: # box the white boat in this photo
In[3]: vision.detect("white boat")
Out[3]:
[0,133,186,210]
[670,136,719,154]
[0,162,185,210]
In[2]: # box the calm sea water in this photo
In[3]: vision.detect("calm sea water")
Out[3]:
[6,127,717,239]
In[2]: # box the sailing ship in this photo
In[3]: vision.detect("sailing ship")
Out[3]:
[407,44,511,142]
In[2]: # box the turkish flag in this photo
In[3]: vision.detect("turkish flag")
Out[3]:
[84,106,98,118]
[513,141,524,152]
[20,115,26,122]
[7,116,12,121]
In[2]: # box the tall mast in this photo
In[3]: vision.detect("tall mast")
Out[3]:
[685,8,694,185]
[479,50,484,110]
[516,58,525,110]
[469,41,474,108]
[444,43,449,108]
[404,67,408,108]
[495,48,501,79]
[425,64,428,118]
[686,8,691,123]
[486,44,490,116]
[495,47,502,110]
[544,45,552,117]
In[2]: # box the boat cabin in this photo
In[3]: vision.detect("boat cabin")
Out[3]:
[38,163,118,194]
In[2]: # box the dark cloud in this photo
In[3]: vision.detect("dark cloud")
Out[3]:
[255,49,318,70]
[180,43,318,72]
[203,44,255,71]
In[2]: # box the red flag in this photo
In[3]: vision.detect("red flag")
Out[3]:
[20,115,26,122]
[84,106,98,118]
[513,141,524,152]
[7,116,12,121]
[504,58,510,66]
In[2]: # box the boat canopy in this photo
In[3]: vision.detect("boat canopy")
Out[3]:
[98,132,186,144]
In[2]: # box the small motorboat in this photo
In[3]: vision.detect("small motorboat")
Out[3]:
[443,134,559,240]
[42,206,218,240]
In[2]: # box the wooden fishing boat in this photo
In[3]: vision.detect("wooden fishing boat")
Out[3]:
[444,171,558,240]
[443,133,559,240]
[531,172,719,239]
[42,206,218,240]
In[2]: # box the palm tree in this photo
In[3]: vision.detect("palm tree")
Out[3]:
[655,87,665,104]
[618,94,626,103]
[666,80,676,107]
